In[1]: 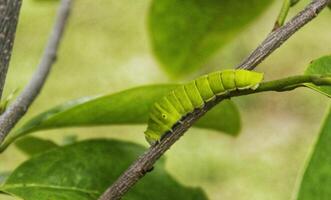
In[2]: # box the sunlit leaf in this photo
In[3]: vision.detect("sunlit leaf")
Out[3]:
[305,55,331,97]
[0,139,208,200]
[1,84,240,152]
[296,107,331,200]
[149,0,273,76]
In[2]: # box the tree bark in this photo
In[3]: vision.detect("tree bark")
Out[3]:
[0,0,22,99]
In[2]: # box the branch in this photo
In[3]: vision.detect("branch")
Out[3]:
[237,0,330,70]
[0,0,73,144]
[99,0,330,199]
[0,0,23,99]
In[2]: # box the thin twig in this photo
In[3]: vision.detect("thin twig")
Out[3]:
[237,0,329,70]
[272,0,291,31]
[0,0,73,144]
[272,0,302,31]
[0,0,23,100]
[98,0,330,199]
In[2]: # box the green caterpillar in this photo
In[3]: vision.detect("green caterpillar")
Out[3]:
[144,69,264,145]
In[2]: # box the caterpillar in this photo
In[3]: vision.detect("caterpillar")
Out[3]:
[144,69,264,145]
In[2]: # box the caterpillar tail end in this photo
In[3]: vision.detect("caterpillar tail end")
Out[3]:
[234,70,264,90]
[247,71,264,90]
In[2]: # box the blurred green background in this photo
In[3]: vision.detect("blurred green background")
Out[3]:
[0,0,330,199]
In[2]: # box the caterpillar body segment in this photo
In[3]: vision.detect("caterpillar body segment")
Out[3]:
[221,70,236,91]
[195,75,216,102]
[173,86,194,113]
[166,91,186,115]
[184,81,204,108]
[207,72,226,95]
[144,69,264,145]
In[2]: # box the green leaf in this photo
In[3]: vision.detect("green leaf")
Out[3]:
[0,139,208,200]
[305,55,331,97]
[1,84,240,152]
[149,0,273,76]
[296,107,331,200]
[15,136,59,156]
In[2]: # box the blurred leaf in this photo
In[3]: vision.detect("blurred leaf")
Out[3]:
[0,172,10,185]
[1,84,240,151]
[61,135,78,145]
[290,0,301,6]
[296,107,331,200]
[149,0,273,76]
[0,139,208,200]
[15,136,59,156]
[305,55,331,97]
